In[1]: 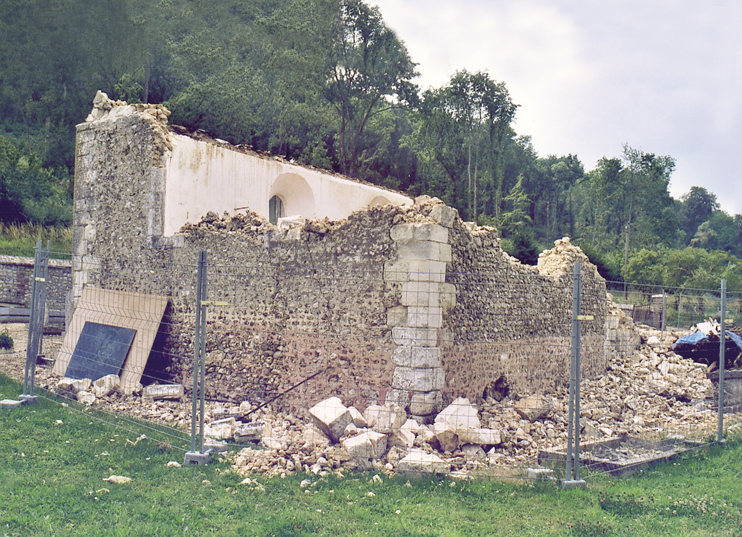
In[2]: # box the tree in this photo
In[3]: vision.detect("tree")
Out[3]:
[414,71,517,222]
[678,186,719,244]
[323,0,418,177]
[691,211,739,255]
[575,145,676,269]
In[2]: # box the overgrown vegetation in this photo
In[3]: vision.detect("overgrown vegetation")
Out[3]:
[0,222,73,259]
[2,0,741,286]
[1,373,741,536]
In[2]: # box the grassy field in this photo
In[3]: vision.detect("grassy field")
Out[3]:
[1,373,741,537]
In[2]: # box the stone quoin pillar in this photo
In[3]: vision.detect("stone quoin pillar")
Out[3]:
[384,204,457,421]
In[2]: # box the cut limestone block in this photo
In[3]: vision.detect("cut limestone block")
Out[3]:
[204,418,236,440]
[408,390,442,415]
[432,421,459,453]
[397,449,449,474]
[388,427,415,449]
[458,427,502,446]
[434,397,481,431]
[234,423,264,443]
[76,390,96,405]
[92,374,120,398]
[143,384,184,400]
[348,406,368,428]
[392,367,445,392]
[515,394,552,422]
[302,425,331,448]
[364,403,407,434]
[341,430,388,463]
[309,396,352,443]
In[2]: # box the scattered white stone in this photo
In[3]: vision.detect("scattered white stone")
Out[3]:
[514,394,551,422]
[92,374,120,398]
[76,390,96,405]
[143,384,184,400]
[166,461,181,468]
[103,475,132,484]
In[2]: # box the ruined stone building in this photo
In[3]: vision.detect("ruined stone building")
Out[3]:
[68,92,617,420]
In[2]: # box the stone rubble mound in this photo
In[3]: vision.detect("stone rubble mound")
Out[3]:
[20,320,737,478]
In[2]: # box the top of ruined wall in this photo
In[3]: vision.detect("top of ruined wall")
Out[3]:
[80,91,412,236]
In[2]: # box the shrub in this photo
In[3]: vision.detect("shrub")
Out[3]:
[0,328,13,350]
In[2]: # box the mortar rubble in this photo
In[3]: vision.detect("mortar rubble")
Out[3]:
[3,320,739,479]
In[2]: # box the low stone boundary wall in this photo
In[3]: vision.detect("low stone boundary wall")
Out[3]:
[0,255,72,311]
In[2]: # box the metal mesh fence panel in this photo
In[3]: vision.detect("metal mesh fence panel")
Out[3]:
[2,245,742,481]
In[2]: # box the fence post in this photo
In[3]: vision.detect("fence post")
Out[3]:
[717,279,726,443]
[562,261,586,489]
[20,240,50,404]
[185,251,211,465]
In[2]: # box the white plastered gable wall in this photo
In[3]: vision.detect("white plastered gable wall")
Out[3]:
[162,134,412,236]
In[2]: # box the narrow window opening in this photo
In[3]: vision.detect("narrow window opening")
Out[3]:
[269,195,284,225]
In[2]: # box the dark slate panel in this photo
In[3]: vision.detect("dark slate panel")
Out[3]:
[65,322,136,381]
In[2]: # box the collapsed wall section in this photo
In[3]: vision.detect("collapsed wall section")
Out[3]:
[71,96,611,416]
[442,222,608,401]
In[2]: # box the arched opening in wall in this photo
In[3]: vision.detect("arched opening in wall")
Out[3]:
[269,195,284,225]
[369,196,392,207]
[269,173,316,222]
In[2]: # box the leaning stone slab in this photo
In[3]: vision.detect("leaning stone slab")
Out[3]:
[364,403,407,434]
[309,396,352,443]
[435,397,481,431]
[1,399,23,407]
[143,384,184,400]
[397,449,449,474]
[341,430,388,463]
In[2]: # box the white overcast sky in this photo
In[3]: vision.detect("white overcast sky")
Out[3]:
[371,0,742,215]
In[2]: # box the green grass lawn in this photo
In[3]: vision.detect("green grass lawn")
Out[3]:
[1,372,741,536]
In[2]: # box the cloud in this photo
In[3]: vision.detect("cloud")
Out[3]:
[372,0,742,214]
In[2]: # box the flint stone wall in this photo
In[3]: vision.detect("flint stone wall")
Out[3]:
[0,255,72,311]
[441,225,608,402]
[71,103,611,415]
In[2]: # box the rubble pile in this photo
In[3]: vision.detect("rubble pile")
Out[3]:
[2,320,739,478]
